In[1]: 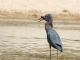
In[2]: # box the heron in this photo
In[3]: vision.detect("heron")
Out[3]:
[39,14,63,60]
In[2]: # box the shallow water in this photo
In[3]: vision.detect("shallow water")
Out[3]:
[0,22,80,60]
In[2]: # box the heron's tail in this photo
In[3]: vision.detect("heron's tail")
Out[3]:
[56,44,63,52]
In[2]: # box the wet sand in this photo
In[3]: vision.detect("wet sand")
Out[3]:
[0,20,80,60]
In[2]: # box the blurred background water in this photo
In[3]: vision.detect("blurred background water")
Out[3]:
[0,20,80,60]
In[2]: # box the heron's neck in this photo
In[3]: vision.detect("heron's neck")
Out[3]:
[48,21,53,27]
[45,22,53,32]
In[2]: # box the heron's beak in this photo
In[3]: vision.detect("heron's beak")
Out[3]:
[38,18,42,22]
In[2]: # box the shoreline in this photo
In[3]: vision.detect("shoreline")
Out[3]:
[0,19,80,30]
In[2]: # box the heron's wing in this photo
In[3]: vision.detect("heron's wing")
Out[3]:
[47,29,62,45]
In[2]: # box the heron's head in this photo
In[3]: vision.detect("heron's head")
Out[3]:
[39,14,53,23]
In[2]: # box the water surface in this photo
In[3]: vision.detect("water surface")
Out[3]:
[0,21,80,60]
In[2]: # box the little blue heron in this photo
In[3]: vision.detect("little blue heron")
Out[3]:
[39,14,63,60]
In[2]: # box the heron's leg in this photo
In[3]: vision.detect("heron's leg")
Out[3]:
[49,45,51,60]
[57,49,58,60]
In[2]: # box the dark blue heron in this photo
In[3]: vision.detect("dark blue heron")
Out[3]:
[39,14,63,60]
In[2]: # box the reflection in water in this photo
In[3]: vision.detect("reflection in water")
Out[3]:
[0,22,80,60]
